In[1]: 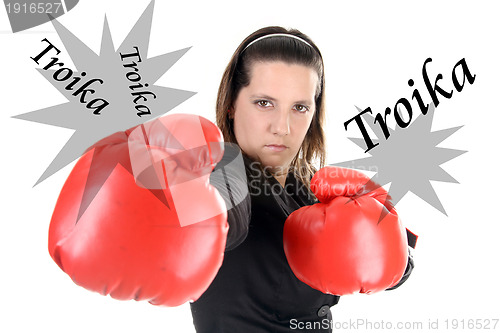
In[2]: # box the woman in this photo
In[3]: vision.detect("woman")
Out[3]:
[190,26,412,332]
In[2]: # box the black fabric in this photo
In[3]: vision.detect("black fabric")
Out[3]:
[386,250,415,291]
[192,159,339,332]
[406,229,418,249]
[209,144,251,251]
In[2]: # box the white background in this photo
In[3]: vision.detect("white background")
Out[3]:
[1,0,499,332]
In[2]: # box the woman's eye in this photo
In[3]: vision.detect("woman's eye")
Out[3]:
[294,104,309,113]
[256,100,272,108]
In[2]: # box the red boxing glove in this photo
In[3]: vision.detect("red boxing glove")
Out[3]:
[283,166,408,295]
[48,114,228,306]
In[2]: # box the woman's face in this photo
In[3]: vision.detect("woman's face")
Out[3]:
[232,61,318,176]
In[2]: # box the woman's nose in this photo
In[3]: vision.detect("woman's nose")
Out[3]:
[271,108,290,136]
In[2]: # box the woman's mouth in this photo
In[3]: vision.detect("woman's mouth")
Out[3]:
[265,144,288,152]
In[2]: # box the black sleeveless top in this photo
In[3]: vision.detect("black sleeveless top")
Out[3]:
[190,158,340,332]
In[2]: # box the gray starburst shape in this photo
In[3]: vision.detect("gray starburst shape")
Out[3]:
[332,103,466,216]
[13,0,195,186]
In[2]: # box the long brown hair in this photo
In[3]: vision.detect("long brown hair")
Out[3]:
[216,26,326,189]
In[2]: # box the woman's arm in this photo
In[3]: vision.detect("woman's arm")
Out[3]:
[209,143,251,251]
[386,229,417,290]
[386,249,415,290]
